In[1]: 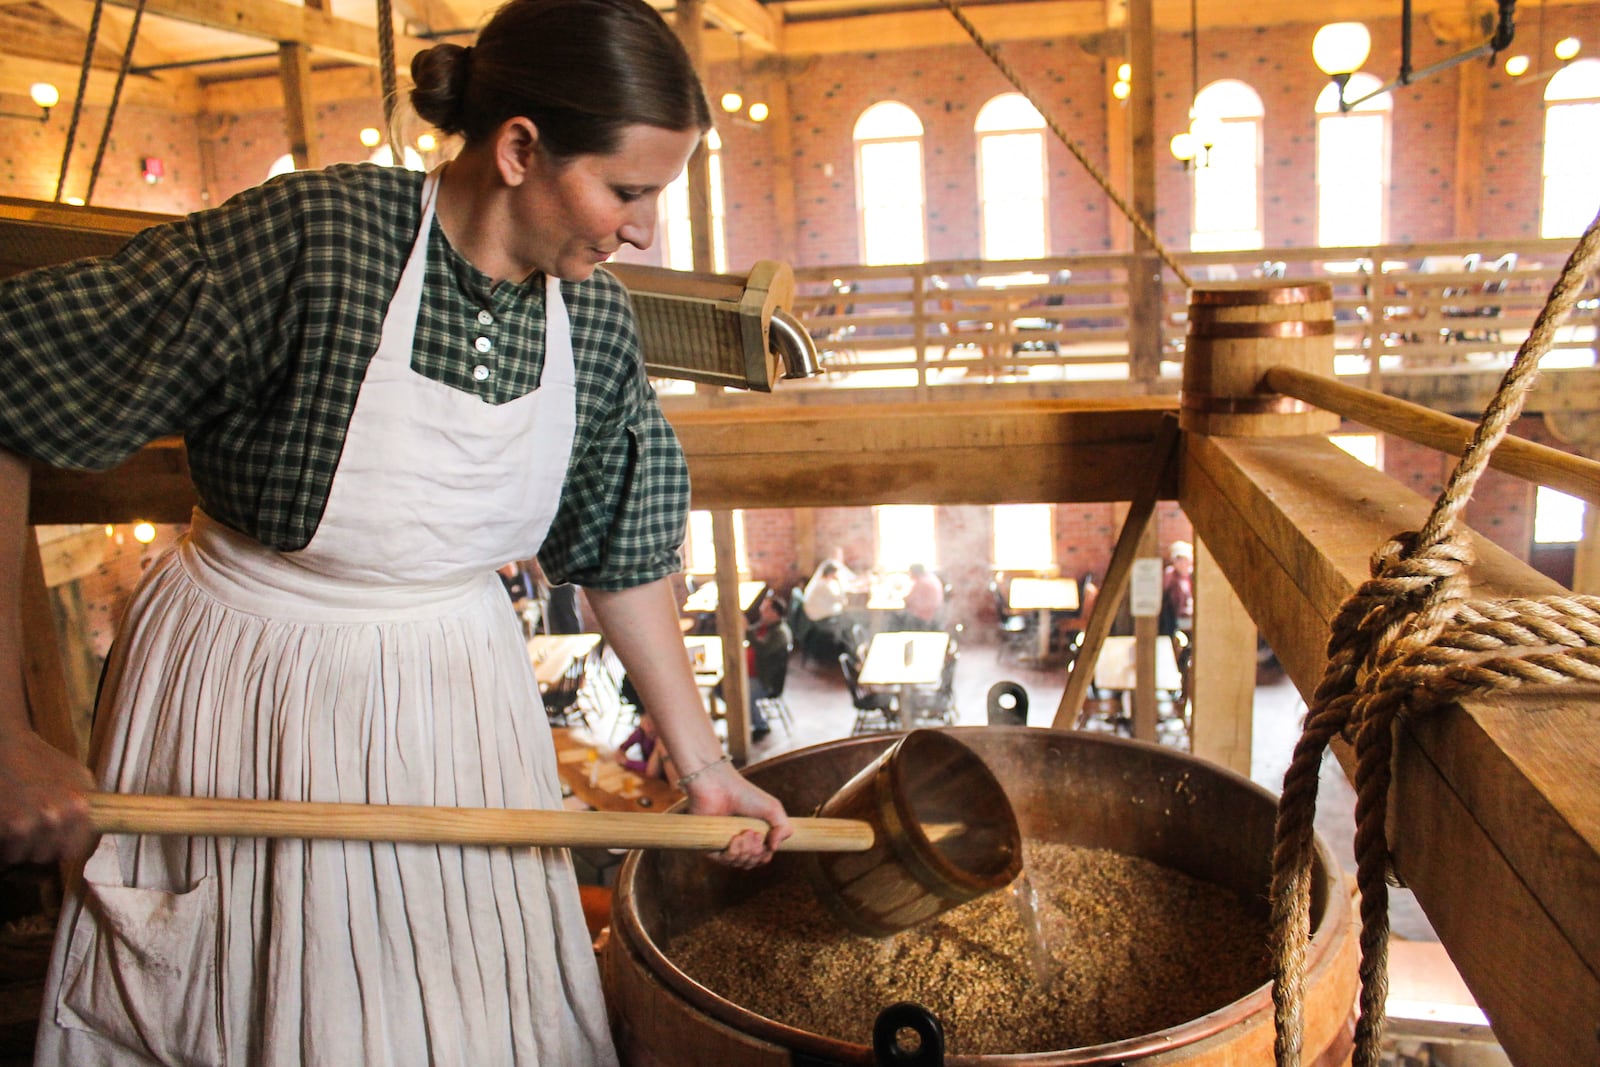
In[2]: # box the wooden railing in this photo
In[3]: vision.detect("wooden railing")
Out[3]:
[776,238,1598,394]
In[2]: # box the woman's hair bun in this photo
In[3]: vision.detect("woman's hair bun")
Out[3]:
[410,42,472,134]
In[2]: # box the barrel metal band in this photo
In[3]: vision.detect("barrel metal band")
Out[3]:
[1190,284,1333,305]
[1187,319,1336,339]
[1181,392,1315,415]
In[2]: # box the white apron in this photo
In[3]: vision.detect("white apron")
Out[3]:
[36,171,618,1067]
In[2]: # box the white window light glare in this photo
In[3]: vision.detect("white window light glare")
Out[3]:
[1313,22,1372,76]
[1190,114,1225,149]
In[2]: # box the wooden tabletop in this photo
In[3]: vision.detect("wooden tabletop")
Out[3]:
[858,630,949,687]
[865,573,910,611]
[681,580,767,615]
[1008,576,1080,612]
[1092,635,1182,693]
[527,633,602,690]
[551,727,681,814]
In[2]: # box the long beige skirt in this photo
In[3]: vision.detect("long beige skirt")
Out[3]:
[34,517,618,1066]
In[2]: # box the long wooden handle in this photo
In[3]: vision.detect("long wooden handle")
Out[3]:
[86,792,875,853]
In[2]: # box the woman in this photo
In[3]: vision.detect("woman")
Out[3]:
[0,0,790,1062]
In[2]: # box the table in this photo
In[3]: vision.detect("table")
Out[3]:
[1008,577,1081,660]
[858,631,949,688]
[527,633,602,691]
[551,726,681,813]
[865,573,909,612]
[1093,635,1183,694]
[684,635,725,716]
[681,580,767,616]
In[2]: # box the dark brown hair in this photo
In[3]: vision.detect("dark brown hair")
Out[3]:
[410,0,711,157]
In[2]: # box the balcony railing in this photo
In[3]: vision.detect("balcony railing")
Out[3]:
[763,239,1597,396]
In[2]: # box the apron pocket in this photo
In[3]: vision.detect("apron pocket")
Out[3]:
[55,839,222,1066]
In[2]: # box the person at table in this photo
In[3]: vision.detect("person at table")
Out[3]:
[745,592,793,741]
[900,563,946,630]
[0,2,791,1062]
[803,559,858,658]
[614,708,673,781]
[1160,540,1195,637]
[811,544,869,594]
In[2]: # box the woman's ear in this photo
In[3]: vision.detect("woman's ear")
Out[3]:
[493,116,540,187]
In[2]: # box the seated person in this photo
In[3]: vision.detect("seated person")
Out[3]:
[811,545,870,595]
[613,708,673,782]
[1159,541,1195,637]
[900,562,945,629]
[744,593,792,740]
[802,560,857,656]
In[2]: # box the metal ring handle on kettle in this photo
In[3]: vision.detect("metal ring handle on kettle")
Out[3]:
[872,1002,945,1066]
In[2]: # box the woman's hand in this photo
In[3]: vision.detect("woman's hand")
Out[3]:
[0,726,96,867]
[680,757,792,870]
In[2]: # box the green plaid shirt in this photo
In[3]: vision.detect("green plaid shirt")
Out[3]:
[0,163,688,590]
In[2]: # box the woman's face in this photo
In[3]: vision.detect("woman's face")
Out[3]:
[518,122,702,282]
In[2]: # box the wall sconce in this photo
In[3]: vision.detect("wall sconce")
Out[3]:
[416,132,438,153]
[1553,36,1581,61]
[1315,0,1518,113]
[1111,62,1131,101]
[359,127,383,149]
[0,82,60,123]
[720,31,768,124]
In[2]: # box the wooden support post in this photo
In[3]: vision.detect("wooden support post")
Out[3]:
[1129,519,1159,741]
[1188,536,1253,775]
[673,0,715,278]
[711,510,749,764]
[1125,0,1161,383]
[277,42,320,171]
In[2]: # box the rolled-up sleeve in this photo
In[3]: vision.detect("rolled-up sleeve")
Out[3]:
[538,274,689,591]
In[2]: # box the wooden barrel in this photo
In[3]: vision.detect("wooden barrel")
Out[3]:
[604,728,1358,1066]
[1180,283,1341,438]
[807,730,1021,936]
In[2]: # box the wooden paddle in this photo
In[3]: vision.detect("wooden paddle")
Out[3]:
[86,792,877,853]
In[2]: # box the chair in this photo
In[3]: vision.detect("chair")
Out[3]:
[542,655,589,728]
[841,653,899,735]
[753,653,795,737]
[787,585,829,668]
[905,650,958,727]
[989,580,1035,665]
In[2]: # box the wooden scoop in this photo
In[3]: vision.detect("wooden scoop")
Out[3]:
[87,792,876,853]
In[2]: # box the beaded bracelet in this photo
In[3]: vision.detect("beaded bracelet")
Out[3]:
[674,753,732,790]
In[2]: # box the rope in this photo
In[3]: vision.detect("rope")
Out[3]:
[83,0,148,206]
[375,0,401,161]
[934,0,1192,288]
[54,0,106,203]
[1269,206,1600,1067]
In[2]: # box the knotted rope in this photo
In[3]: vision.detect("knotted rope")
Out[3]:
[1270,208,1600,1067]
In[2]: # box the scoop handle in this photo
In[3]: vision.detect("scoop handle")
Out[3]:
[86,792,876,853]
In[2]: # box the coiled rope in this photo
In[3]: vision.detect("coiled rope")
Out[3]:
[1269,206,1600,1067]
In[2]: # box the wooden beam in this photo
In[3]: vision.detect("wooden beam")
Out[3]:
[1182,431,1599,1066]
[95,0,431,68]
[703,0,780,52]
[668,399,1179,510]
[712,509,750,764]
[0,51,202,111]
[201,63,384,115]
[1189,534,1255,775]
[20,537,83,762]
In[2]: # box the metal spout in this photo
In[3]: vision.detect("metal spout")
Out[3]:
[769,308,823,380]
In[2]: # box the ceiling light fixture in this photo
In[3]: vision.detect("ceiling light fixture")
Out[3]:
[0,82,60,124]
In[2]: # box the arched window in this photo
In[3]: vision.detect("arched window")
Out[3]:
[660,128,728,272]
[975,93,1048,261]
[365,144,425,171]
[1315,72,1390,247]
[853,102,926,265]
[1190,79,1264,252]
[1541,59,1600,239]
